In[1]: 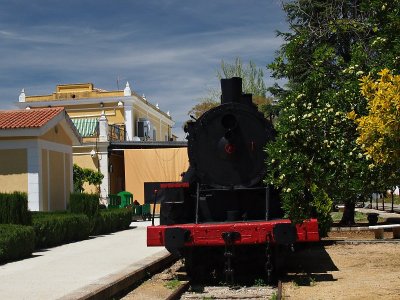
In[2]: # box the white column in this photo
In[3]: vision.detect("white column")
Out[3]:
[98,112,109,142]
[27,143,42,211]
[97,146,109,199]
[63,153,67,210]
[124,105,133,141]
[159,119,162,141]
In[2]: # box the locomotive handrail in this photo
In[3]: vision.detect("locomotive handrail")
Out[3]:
[265,186,270,221]
[195,183,200,224]
[198,186,267,192]
[151,189,158,226]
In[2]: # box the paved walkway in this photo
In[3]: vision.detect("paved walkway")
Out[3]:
[0,220,166,300]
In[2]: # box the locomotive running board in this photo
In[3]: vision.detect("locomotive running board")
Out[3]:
[147,219,319,248]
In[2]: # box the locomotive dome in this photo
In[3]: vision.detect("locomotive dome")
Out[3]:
[186,77,274,188]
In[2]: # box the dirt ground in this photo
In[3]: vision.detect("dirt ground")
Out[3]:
[283,232,400,299]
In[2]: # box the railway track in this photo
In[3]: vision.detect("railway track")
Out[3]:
[82,238,399,299]
[119,259,281,300]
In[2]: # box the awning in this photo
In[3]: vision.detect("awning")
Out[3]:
[71,118,98,137]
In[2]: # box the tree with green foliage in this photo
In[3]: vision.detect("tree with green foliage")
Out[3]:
[188,98,219,120]
[188,58,273,119]
[266,0,400,229]
[73,164,104,194]
[218,58,267,97]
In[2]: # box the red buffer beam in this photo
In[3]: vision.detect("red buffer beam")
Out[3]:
[147,219,319,247]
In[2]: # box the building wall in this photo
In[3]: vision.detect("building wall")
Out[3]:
[49,150,66,211]
[40,148,72,211]
[73,146,100,194]
[42,124,73,145]
[124,148,189,204]
[66,103,125,125]
[41,149,49,211]
[0,149,28,193]
[133,106,170,140]
[26,83,124,102]
[65,153,72,204]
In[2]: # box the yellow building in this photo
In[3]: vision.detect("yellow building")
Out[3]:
[0,107,81,211]
[18,82,174,142]
[16,82,185,203]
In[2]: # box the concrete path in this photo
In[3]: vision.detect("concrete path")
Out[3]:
[0,220,166,300]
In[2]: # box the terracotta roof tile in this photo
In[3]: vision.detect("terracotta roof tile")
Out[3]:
[0,107,65,129]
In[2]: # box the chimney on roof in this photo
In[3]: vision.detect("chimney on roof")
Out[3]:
[19,88,26,102]
[124,82,132,96]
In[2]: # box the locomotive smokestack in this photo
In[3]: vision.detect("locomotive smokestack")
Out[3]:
[220,77,242,104]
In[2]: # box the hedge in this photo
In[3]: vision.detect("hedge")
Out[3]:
[32,212,90,249]
[0,224,35,263]
[91,208,132,235]
[69,193,99,219]
[0,192,31,225]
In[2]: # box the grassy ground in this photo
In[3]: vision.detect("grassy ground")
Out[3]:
[331,211,367,223]
[330,211,385,224]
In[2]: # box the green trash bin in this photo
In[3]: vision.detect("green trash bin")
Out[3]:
[117,191,133,208]
[142,203,151,220]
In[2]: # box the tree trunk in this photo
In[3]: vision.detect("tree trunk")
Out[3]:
[339,202,355,225]
[391,190,394,213]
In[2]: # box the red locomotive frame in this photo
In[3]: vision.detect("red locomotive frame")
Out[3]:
[147,218,319,247]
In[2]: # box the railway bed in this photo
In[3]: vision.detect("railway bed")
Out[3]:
[119,259,281,300]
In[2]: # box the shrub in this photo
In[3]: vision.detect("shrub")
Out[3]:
[0,224,35,263]
[69,193,99,219]
[0,192,31,225]
[91,208,132,235]
[310,184,333,237]
[32,212,90,249]
[69,192,100,232]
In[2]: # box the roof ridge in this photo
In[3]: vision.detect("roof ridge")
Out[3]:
[0,107,65,129]
[0,106,64,113]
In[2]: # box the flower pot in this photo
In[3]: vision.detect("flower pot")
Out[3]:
[367,213,379,226]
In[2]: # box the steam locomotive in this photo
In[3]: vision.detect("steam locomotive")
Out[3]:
[147,77,319,282]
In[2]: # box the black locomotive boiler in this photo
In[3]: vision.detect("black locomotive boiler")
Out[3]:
[147,77,319,282]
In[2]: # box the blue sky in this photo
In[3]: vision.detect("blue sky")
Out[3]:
[0,0,287,140]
